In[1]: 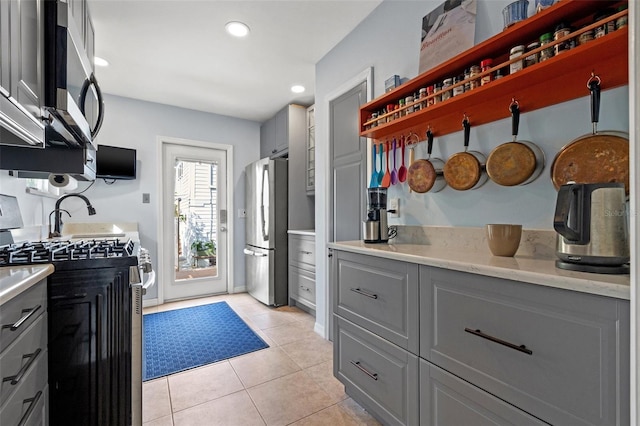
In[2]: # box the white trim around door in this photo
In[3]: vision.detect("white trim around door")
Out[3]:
[155,136,235,306]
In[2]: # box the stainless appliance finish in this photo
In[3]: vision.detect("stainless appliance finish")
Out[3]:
[554,182,630,273]
[363,187,389,244]
[244,157,288,306]
[42,0,104,149]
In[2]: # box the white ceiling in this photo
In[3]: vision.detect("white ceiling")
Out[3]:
[88,0,382,123]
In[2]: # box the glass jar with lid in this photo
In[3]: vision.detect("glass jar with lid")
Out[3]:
[553,23,573,55]
[509,45,525,74]
[441,78,453,101]
[539,32,554,62]
[469,65,481,90]
[480,59,493,85]
[524,41,539,67]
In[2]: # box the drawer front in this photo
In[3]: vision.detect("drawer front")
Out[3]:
[0,348,47,426]
[420,359,547,426]
[288,235,315,270]
[334,251,418,352]
[0,313,47,406]
[420,266,629,426]
[0,281,47,353]
[334,317,418,426]
[290,266,315,306]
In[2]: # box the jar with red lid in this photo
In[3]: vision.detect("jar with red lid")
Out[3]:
[480,59,493,86]
[469,65,481,90]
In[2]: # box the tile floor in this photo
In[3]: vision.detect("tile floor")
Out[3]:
[142,293,381,426]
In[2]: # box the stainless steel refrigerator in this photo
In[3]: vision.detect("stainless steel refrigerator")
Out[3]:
[244,157,288,305]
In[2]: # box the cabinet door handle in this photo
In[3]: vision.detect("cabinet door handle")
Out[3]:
[50,293,88,300]
[350,287,378,299]
[300,250,312,255]
[350,360,378,381]
[18,390,42,426]
[464,328,533,355]
[3,348,42,385]
[2,305,41,331]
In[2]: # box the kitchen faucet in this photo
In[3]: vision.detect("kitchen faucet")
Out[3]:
[49,194,96,238]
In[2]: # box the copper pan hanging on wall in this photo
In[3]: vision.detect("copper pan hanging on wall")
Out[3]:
[550,74,629,195]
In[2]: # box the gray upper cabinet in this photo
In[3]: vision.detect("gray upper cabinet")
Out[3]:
[10,0,43,122]
[260,104,305,158]
[0,0,44,147]
[0,0,9,97]
[305,105,315,194]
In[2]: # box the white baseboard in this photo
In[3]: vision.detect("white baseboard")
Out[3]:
[314,322,326,339]
[232,286,247,294]
[143,298,158,308]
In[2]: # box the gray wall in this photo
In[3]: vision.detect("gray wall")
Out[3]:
[0,94,261,299]
[314,0,629,335]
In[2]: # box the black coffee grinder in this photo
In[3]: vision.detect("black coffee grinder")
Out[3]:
[363,188,388,243]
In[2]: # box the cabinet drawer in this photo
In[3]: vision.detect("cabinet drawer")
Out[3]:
[0,281,46,352]
[0,347,47,426]
[0,313,47,407]
[420,359,547,426]
[420,266,629,426]
[289,266,315,307]
[333,251,418,352]
[288,235,315,270]
[334,317,418,426]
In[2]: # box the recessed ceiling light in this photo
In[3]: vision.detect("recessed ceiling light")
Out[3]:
[94,56,109,67]
[225,21,250,37]
[291,85,305,93]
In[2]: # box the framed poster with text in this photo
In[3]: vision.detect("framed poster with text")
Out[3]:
[419,0,477,74]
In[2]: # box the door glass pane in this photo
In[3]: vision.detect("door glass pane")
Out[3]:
[174,159,218,280]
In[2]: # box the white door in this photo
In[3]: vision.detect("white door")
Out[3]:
[162,143,228,301]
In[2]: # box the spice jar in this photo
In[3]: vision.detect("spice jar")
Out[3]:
[441,78,453,101]
[418,88,427,109]
[405,95,415,114]
[397,99,405,117]
[509,45,525,74]
[539,32,554,62]
[453,75,465,97]
[433,83,442,104]
[577,27,594,45]
[426,85,435,107]
[480,59,493,86]
[616,5,628,30]
[463,68,471,92]
[553,23,573,55]
[494,69,504,80]
[469,65,481,90]
[524,41,539,67]
[594,9,615,38]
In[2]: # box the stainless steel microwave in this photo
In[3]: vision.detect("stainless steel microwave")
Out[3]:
[43,0,104,149]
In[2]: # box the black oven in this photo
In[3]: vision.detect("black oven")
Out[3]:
[43,0,104,149]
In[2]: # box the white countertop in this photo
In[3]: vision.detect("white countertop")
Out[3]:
[328,241,631,300]
[0,264,54,305]
[288,229,316,236]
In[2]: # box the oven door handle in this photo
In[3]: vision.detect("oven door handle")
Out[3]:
[141,271,156,295]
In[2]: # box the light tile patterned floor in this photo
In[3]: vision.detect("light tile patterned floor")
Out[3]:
[142,293,381,426]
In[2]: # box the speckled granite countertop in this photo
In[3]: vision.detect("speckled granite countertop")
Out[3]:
[328,227,630,300]
[0,264,54,305]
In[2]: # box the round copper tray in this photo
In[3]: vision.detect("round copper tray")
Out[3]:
[407,160,437,193]
[443,152,482,191]
[486,142,537,186]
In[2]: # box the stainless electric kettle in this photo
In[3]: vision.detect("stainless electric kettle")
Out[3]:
[553,182,629,274]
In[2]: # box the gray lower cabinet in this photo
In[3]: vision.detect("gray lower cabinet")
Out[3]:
[420,360,547,426]
[421,266,630,426]
[334,316,419,426]
[288,234,316,311]
[0,279,48,426]
[331,249,630,426]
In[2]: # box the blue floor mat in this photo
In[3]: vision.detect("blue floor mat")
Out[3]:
[143,301,268,381]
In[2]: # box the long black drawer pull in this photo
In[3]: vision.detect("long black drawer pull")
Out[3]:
[2,305,41,331]
[3,348,42,385]
[18,390,42,426]
[350,288,378,299]
[464,328,533,355]
[350,360,378,381]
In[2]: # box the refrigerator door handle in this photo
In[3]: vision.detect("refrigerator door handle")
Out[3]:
[260,164,269,241]
[243,248,255,256]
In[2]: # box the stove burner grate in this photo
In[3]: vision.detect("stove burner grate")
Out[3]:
[0,239,135,266]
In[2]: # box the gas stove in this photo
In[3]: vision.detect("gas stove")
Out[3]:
[0,238,135,267]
